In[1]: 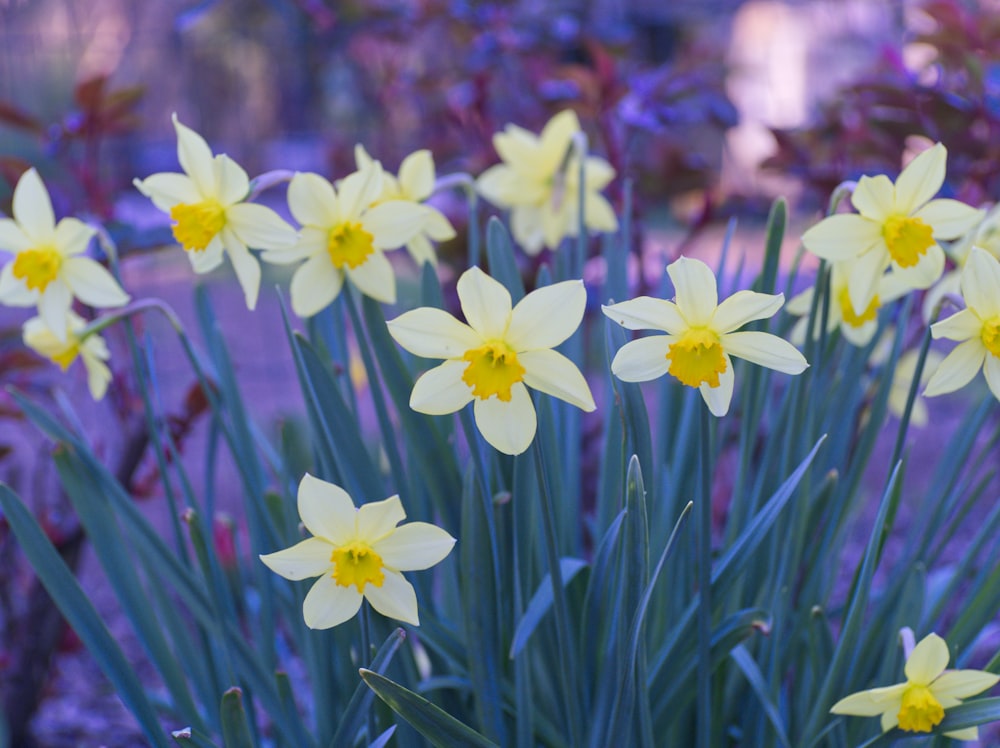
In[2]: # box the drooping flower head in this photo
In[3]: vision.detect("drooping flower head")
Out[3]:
[477,110,617,255]
[133,115,297,310]
[387,266,596,455]
[260,474,455,629]
[924,247,1000,402]
[23,312,112,400]
[355,145,456,266]
[260,163,426,316]
[603,256,808,417]
[831,632,998,740]
[0,168,129,341]
[801,143,982,317]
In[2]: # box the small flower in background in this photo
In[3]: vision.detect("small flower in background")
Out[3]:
[603,256,807,417]
[261,164,426,316]
[133,115,297,311]
[387,266,596,455]
[355,145,456,266]
[477,109,617,255]
[801,143,981,318]
[831,631,998,740]
[887,349,942,427]
[22,311,112,400]
[786,260,910,347]
[259,474,455,629]
[924,247,1000,402]
[0,168,129,341]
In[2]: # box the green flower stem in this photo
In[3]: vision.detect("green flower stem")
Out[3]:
[433,172,480,268]
[572,130,588,279]
[826,180,857,216]
[530,437,582,748]
[697,403,713,748]
[247,169,295,202]
[79,298,184,342]
[360,601,377,742]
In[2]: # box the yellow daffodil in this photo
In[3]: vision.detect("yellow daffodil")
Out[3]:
[386,266,596,455]
[477,109,617,255]
[22,312,112,400]
[802,144,981,317]
[260,474,455,629]
[355,145,456,266]
[786,261,910,347]
[924,247,1000,401]
[0,168,129,341]
[603,256,808,417]
[133,115,297,311]
[831,632,999,740]
[261,164,426,315]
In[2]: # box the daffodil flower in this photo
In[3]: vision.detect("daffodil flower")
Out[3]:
[386,266,596,455]
[924,247,1000,401]
[802,144,981,316]
[831,632,999,740]
[477,109,617,255]
[22,312,112,400]
[0,168,129,341]
[260,474,455,629]
[355,145,456,266]
[603,256,808,417]
[133,115,297,310]
[261,164,426,315]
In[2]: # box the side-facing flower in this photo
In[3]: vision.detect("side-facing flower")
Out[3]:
[802,144,981,316]
[603,256,808,417]
[924,247,1000,402]
[133,115,297,310]
[477,109,617,255]
[0,168,129,341]
[23,312,112,400]
[261,164,426,316]
[831,632,999,740]
[355,145,456,266]
[260,474,455,629]
[387,266,596,455]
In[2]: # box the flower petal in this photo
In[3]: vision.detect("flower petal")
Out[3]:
[506,280,585,351]
[914,199,983,240]
[830,684,906,717]
[303,574,363,629]
[338,164,383,221]
[133,173,198,212]
[53,218,96,257]
[890,243,945,290]
[667,256,718,327]
[520,349,595,411]
[364,569,419,625]
[611,335,672,382]
[961,247,1000,318]
[13,168,56,244]
[0,262,36,305]
[263,227,325,266]
[298,473,356,545]
[943,727,979,742]
[220,228,261,310]
[894,143,946,215]
[478,164,536,207]
[62,257,129,308]
[388,308,480,359]
[346,249,395,304]
[82,350,111,401]
[801,214,882,262]
[374,522,456,571]
[259,537,333,580]
[931,309,981,342]
[924,339,986,397]
[700,353,735,417]
[984,354,1000,402]
[173,114,216,198]
[537,110,580,175]
[905,633,951,685]
[932,670,1000,701]
[721,331,808,375]
[409,360,474,415]
[38,280,72,341]
[581,156,615,190]
[226,203,297,251]
[288,172,338,228]
[290,253,342,318]
[398,150,435,201]
[456,266,511,339]
[602,297,686,334]
[189,238,225,273]
[584,191,618,233]
[356,496,406,543]
[851,174,895,222]
[405,234,436,267]
[214,154,250,206]
[0,218,32,252]
[493,127,545,179]
[712,291,784,334]
[847,247,889,317]
[423,207,455,241]
[510,205,547,255]
[362,200,427,249]
[473,382,536,455]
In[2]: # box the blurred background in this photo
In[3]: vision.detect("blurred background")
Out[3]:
[1,0,999,744]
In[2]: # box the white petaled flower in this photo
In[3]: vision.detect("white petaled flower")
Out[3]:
[603,256,808,417]
[133,115,297,310]
[477,109,618,255]
[259,474,455,629]
[261,164,427,316]
[386,266,596,455]
[23,312,112,400]
[887,349,942,428]
[801,143,982,317]
[924,247,1000,402]
[0,168,129,341]
[355,145,456,266]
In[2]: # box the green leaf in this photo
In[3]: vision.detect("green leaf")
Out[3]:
[485,217,525,302]
[509,558,587,657]
[730,645,791,748]
[220,688,254,748]
[171,727,223,747]
[360,669,499,748]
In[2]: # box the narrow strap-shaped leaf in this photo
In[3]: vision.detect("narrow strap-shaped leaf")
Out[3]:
[220,688,254,748]
[730,645,792,748]
[509,558,587,657]
[171,727,223,747]
[485,217,525,302]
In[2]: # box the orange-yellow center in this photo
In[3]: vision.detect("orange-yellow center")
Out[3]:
[12,247,62,292]
[461,341,526,401]
[883,215,934,269]
[838,287,880,328]
[170,200,226,252]
[327,222,375,269]
[896,684,944,733]
[330,542,385,593]
[982,317,1000,358]
[666,328,727,388]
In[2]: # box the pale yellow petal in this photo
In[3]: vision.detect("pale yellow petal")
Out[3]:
[364,569,419,625]
[387,308,480,359]
[830,684,906,717]
[520,349,595,411]
[374,523,456,571]
[700,354,735,417]
[398,150,435,201]
[851,174,895,222]
[172,114,216,198]
[225,203,297,251]
[961,247,1000,318]
[510,205,547,255]
[847,247,890,318]
[13,168,55,244]
[0,217,32,252]
[667,256,718,326]
[409,360,474,415]
[338,163,383,220]
[581,155,615,190]
[905,633,951,685]
[890,243,945,289]
[721,331,808,374]
[290,253,342,318]
[345,249,395,304]
[133,173,199,213]
[894,143,946,215]
[584,191,618,233]
[611,335,672,382]
[259,537,332,580]
[931,309,981,342]
[288,172,338,228]
[602,297,687,334]
[457,266,511,339]
[711,291,783,334]
[303,574,363,629]
[213,154,250,206]
[356,496,405,542]
[493,126,545,178]
[38,280,72,341]
[422,207,455,241]
[61,257,130,308]
[801,214,882,262]
[914,199,983,240]
[506,280,585,351]
[924,339,987,397]
[81,348,111,401]
[984,355,1000,402]
[220,228,261,310]
[473,382,536,455]
[362,200,427,249]
[537,110,580,175]
[931,669,1000,700]
[53,218,97,257]
[943,726,979,741]
[298,473,356,545]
